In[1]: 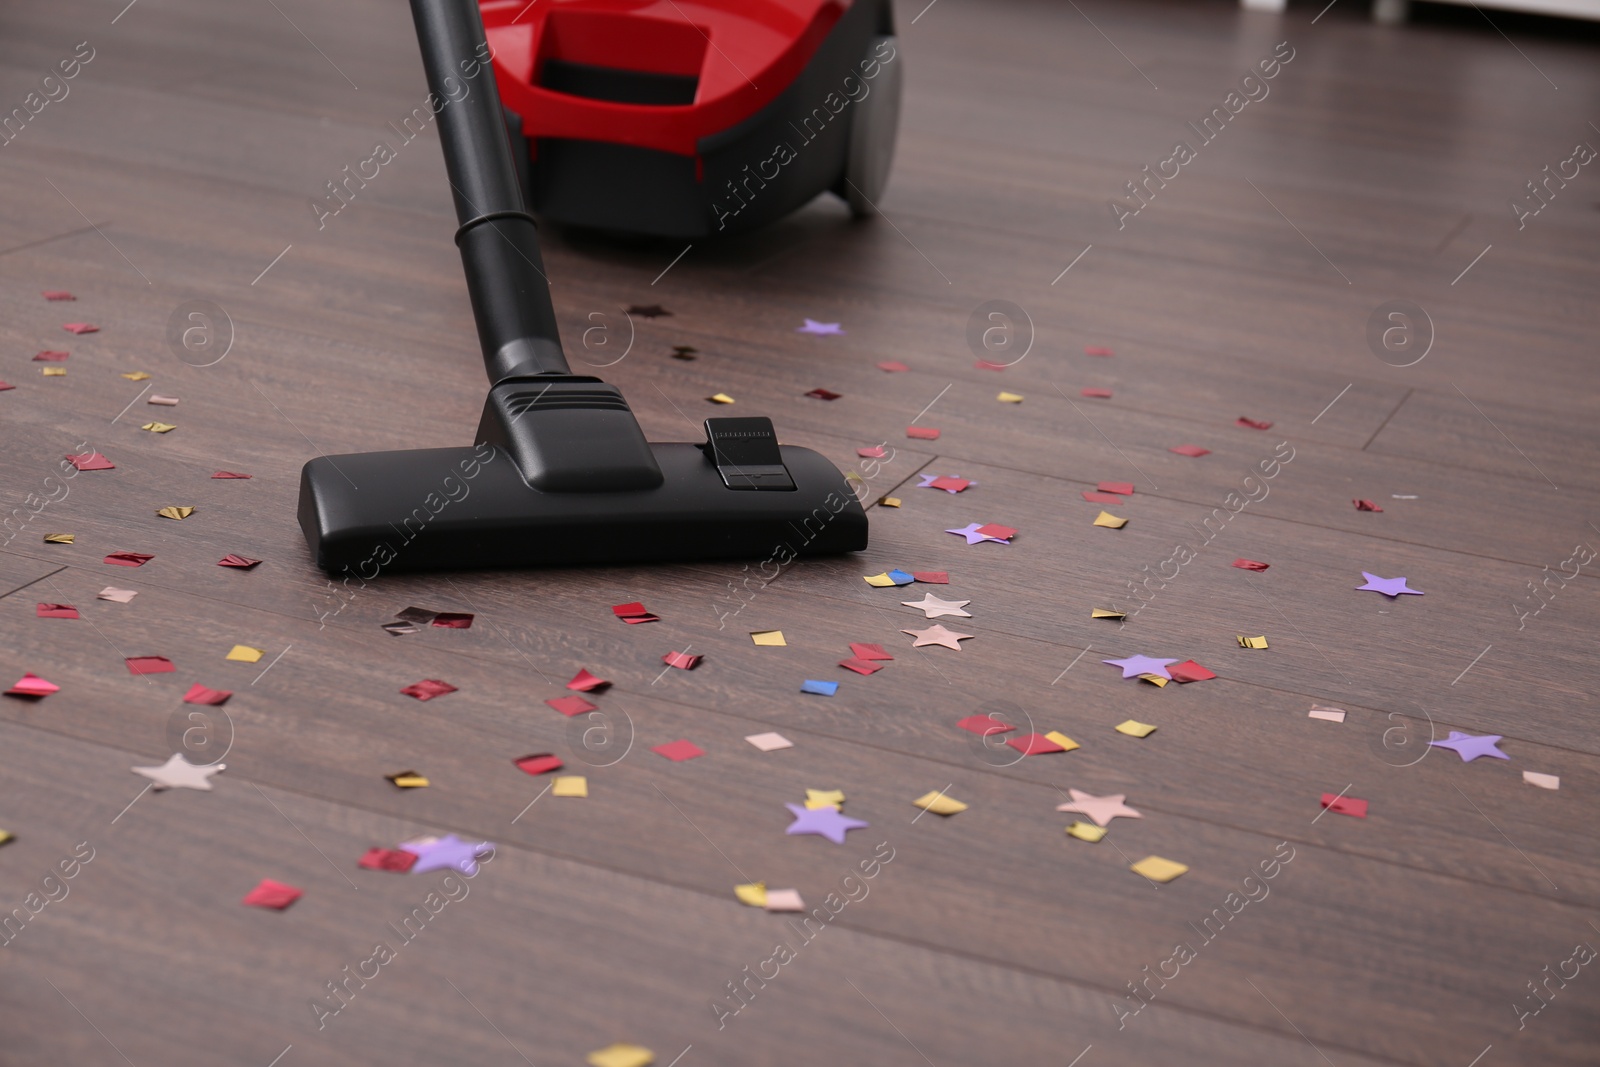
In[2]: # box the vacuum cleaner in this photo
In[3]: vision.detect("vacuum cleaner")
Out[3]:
[296,0,870,574]
[482,0,901,238]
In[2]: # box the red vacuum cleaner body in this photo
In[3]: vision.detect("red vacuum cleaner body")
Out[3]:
[480,0,901,238]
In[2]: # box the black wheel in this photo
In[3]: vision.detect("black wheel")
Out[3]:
[841,35,902,216]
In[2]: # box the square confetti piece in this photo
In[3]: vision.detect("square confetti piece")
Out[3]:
[44,533,75,544]
[912,791,968,815]
[42,367,66,377]
[1233,558,1270,570]
[879,496,901,507]
[1523,771,1559,790]
[386,771,430,789]
[225,645,264,663]
[1130,856,1188,883]
[839,657,883,676]
[652,739,704,762]
[6,673,59,698]
[956,714,1015,736]
[1080,387,1112,398]
[586,1044,654,1067]
[1081,491,1124,504]
[36,603,78,619]
[1007,733,1066,755]
[62,323,99,334]
[863,572,897,587]
[878,360,908,372]
[662,650,701,670]
[750,630,786,646]
[1320,793,1368,818]
[1309,705,1347,723]
[1044,731,1080,752]
[1115,720,1157,738]
[552,775,588,797]
[997,391,1024,403]
[242,879,303,910]
[911,571,948,584]
[745,732,793,752]
[514,753,564,776]
[849,642,893,661]
[98,587,137,603]
[182,683,232,705]
[1237,635,1269,649]
[218,555,262,569]
[141,422,177,433]
[1167,660,1216,683]
[1065,821,1105,842]
[156,506,195,520]
[708,393,735,404]
[126,655,175,675]
[1091,608,1126,620]
[734,883,767,907]
[1169,444,1210,457]
[431,612,473,628]
[546,695,597,717]
[800,679,838,696]
[358,848,418,872]
[68,452,115,471]
[401,679,457,701]
[1138,674,1169,687]
[1098,481,1135,495]
[566,669,610,692]
[906,426,941,440]
[763,888,806,912]
[1093,511,1127,529]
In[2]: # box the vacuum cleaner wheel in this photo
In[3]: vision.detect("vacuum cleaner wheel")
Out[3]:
[843,35,903,217]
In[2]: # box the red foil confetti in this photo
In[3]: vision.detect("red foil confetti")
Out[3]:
[126,656,176,675]
[62,323,99,334]
[104,551,154,567]
[545,695,597,716]
[401,679,457,701]
[36,603,79,619]
[513,753,564,776]
[242,879,303,910]
[182,683,233,705]
[1354,499,1383,512]
[566,669,610,692]
[662,650,702,670]
[1232,559,1270,571]
[67,452,115,471]
[358,848,419,872]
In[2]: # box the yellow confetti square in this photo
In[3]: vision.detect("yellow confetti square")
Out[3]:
[805,788,845,810]
[1091,608,1126,620]
[225,645,265,663]
[42,367,66,377]
[750,630,786,647]
[0,829,14,846]
[587,1044,654,1067]
[1115,719,1158,737]
[1044,730,1080,752]
[1136,673,1168,688]
[552,775,588,797]
[707,393,735,404]
[1093,510,1127,529]
[879,496,901,508]
[1065,821,1105,842]
[997,391,1024,403]
[141,421,177,433]
[734,882,767,907]
[43,533,75,544]
[156,505,195,520]
[863,572,896,587]
[1131,855,1189,883]
[912,790,968,816]
[121,371,152,381]
[1238,635,1269,649]
[386,772,429,789]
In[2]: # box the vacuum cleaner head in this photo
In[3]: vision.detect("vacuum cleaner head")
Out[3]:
[298,0,868,574]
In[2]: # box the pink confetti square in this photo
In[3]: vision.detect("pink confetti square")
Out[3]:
[182,683,233,705]
[62,323,99,335]
[652,739,705,762]
[401,679,457,701]
[242,878,303,910]
[877,361,909,372]
[1080,388,1113,399]
[126,655,175,675]
[36,603,79,619]
[1320,793,1368,819]
[1169,444,1211,457]
[545,695,597,716]
[566,668,610,692]
[906,426,940,440]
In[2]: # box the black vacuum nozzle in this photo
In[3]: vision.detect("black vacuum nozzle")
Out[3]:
[296,0,868,573]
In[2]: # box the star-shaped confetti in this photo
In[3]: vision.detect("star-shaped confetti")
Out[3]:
[1428,731,1509,762]
[1355,572,1423,597]
[783,803,868,844]
[902,624,973,650]
[1054,789,1140,827]
[1102,654,1177,679]
[409,834,494,875]
[901,593,972,619]
[134,753,226,791]
[796,319,843,335]
[945,523,1008,545]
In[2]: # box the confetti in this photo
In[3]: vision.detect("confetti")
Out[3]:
[838,657,883,676]
[1320,793,1368,818]
[1103,654,1176,679]
[1055,789,1140,826]
[1080,387,1113,398]
[67,452,114,471]
[242,879,302,910]
[359,848,419,872]
[1232,559,1269,571]
[1237,635,1269,649]
[924,475,971,493]
[41,367,66,377]
[1008,733,1067,755]
[0,831,13,846]
[126,655,175,675]
[225,645,265,663]
[849,642,893,661]
[1115,720,1158,738]
[0,380,12,391]
[211,470,252,479]
[750,630,787,646]
[734,882,767,907]
[797,319,843,335]
[1356,572,1423,597]
[1308,705,1346,722]
[546,695,598,716]
[1523,771,1559,790]
[33,350,69,361]
[906,426,941,440]
[1236,417,1273,430]
[901,593,971,618]
[514,753,563,775]
[156,506,195,520]
[784,803,868,844]
[910,571,948,584]
[1098,481,1134,495]
[98,587,137,603]
[976,522,1016,540]
[612,601,660,624]
[662,650,701,670]
[863,572,898,587]
[1044,731,1080,751]
[182,683,232,705]
[708,393,735,404]
[805,387,841,400]
[122,371,151,381]
[566,668,610,692]
[134,753,225,790]
[44,533,75,544]
[1167,660,1216,683]
[764,888,806,912]
[42,290,75,300]
[147,395,179,406]
[1093,510,1127,529]
[671,345,697,360]
[1138,674,1169,688]
[901,624,973,650]
[552,776,587,797]
[1353,499,1383,511]
[878,496,902,507]
[1081,491,1125,504]
[800,679,838,696]
[997,391,1024,403]
[1091,608,1127,621]
[429,612,472,628]
[1428,731,1508,762]
[745,732,792,752]
[401,679,457,701]
[141,421,177,433]
[1085,345,1114,356]
[386,770,430,789]
[878,360,908,372]
[1065,821,1105,842]
[586,1043,655,1067]
[628,304,670,317]
[857,445,888,458]
[956,714,1015,736]
[36,603,78,619]
[946,522,1009,545]
[1130,856,1188,883]
[652,739,704,762]
[912,791,968,815]
[218,555,262,569]
[62,323,99,334]
[974,359,1009,371]
[1169,444,1211,457]
[805,789,846,809]
[6,673,59,698]
[409,835,493,875]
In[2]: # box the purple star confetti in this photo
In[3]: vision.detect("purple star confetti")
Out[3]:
[796,319,843,335]
[1356,572,1424,597]
[1428,731,1509,762]
[1102,654,1178,680]
[946,522,1010,545]
[407,834,494,875]
[783,803,869,844]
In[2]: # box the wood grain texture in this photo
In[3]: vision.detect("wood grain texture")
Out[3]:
[2,0,1598,1065]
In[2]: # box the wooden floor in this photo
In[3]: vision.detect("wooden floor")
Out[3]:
[2,0,1598,1064]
